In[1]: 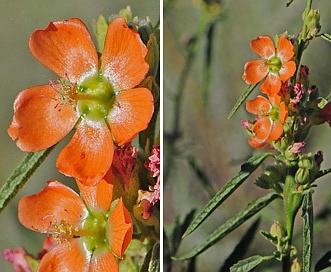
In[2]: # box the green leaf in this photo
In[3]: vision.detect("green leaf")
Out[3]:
[174,192,280,260]
[315,168,331,180]
[321,33,331,43]
[260,230,278,245]
[0,147,54,213]
[286,0,295,7]
[230,255,274,272]
[220,219,261,272]
[315,250,331,271]
[228,83,258,119]
[302,190,314,272]
[148,243,160,272]
[182,152,273,238]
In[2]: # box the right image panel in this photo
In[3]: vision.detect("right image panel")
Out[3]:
[163,0,331,271]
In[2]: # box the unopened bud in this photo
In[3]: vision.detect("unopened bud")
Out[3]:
[305,9,321,39]
[295,168,310,185]
[270,221,285,241]
[291,258,302,272]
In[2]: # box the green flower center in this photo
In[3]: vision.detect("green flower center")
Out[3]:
[78,208,108,252]
[267,55,282,73]
[77,74,116,121]
[269,105,280,122]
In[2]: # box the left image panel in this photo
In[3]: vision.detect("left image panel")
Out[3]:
[0,1,160,271]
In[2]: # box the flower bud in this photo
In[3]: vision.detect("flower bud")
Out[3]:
[256,164,286,191]
[298,155,314,169]
[291,258,302,272]
[295,168,310,185]
[270,221,285,242]
[305,9,321,39]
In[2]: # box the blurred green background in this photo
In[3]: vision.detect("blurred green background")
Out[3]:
[164,0,331,271]
[0,1,159,271]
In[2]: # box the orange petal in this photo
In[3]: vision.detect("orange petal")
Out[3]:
[268,121,283,141]
[89,247,118,272]
[101,17,149,90]
[108,87,154,145]
[279,61,296,82]
[268,94,281,106]
[77,179,114,212]
[277,35,294,61]
[7,85,78,152]
[260,73,281,96]
[56,119,114,186]
[38,239,90,272]
[18,180,85,233]
[250,35,275,59]
[252,117,272,143]
[242,60,268,84]
[246,95,271,115]
[279,102,288,123]
[107,198,133,258]
[248,137,268,149]
[29,18,98,83]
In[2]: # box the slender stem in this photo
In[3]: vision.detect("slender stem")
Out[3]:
[295,0,313,79]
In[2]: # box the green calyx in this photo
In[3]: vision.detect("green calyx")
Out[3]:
[267,55,282,73]
[77,74,116,121]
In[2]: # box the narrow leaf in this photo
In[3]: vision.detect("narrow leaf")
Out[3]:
[220,219,261,272]
[148,243,160,272]
[315,250,331,271]
[286,0,295,7]
[183,152,272,238]
[175,192,280,260]
[228,83,258,119]
[0,147,54,213]
[260,230,278,245]
[230,255,274,272]
[321,33,331,43]
[302,190,314,272]
[315,168,331,180]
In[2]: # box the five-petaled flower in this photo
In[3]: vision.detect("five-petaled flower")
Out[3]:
[18,179,132,272]
[243,94,288,148]
[242,35,296,96]
[8,17,154,186]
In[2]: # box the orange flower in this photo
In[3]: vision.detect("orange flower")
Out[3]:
[18,179,132,272]
[242,35,296,96]
[245,94,288,148]
[8,17,154,186]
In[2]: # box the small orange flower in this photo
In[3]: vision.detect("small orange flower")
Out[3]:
[244,94,288,148]
[18,179,132,272]
[242,35,296,96]
[8,17,154,186]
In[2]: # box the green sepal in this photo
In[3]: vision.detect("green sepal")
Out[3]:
[0,147,54,213]
[92,15,108,53]
[182,152,273,238]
